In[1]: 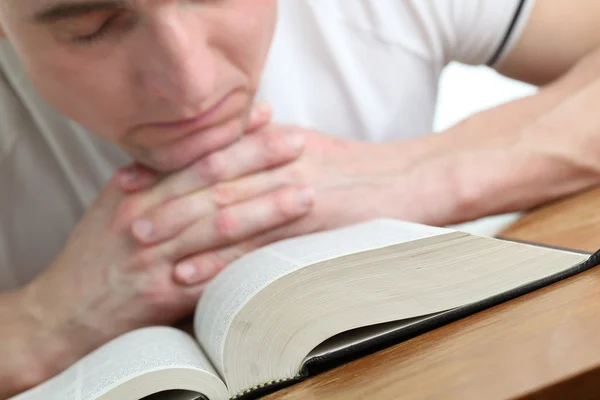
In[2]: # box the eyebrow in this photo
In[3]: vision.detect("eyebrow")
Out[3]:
[33,1,127,23]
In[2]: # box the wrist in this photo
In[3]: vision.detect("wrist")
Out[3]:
[15,277,111,386]
[0,288,71,394]
[396,143,600,228]
[365,139,461,225]
[383,136,497,226]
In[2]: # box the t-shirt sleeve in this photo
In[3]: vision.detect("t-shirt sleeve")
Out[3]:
[429,0,535,67]
[0,66,18,168]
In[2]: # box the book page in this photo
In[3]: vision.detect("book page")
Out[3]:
[262,219,452,268]
[195,219,451,376]
[11,327,219,400]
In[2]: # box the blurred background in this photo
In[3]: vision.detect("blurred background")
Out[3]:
[435,62,537,235]
[435,62,537,132]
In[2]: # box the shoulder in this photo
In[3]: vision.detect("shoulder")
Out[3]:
[0,41,27,167]
[288,0,532,65]
[277,0,446,62]
[300,0,429,44]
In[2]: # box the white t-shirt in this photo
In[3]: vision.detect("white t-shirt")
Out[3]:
[0,0,534,290]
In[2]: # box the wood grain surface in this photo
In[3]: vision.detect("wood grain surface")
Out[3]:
[263,187,600,400]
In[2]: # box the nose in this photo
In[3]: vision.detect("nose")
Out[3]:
[133,9,216,112]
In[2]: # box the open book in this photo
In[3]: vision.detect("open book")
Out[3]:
[12,219,600,400]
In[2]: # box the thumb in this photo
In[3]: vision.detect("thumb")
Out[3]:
[116,163,161,193]
[245,101,272,133]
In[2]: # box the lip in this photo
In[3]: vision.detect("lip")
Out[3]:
[151,94,231,131]
[160,96,229,129]
[132,91,239,148]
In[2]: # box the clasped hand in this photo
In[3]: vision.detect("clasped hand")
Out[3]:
[119,105,406,287]
[20,103,410,381]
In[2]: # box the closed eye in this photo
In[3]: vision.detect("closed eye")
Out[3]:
[73,12,121,43]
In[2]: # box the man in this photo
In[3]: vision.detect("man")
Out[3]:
[2,0,600,397]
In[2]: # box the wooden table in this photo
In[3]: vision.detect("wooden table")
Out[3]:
[265,187,600,400]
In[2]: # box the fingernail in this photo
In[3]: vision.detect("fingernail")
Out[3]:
[132,220,153,241]
[288,132,305,150]
[119,169,137,186]
[176,263,198,284]
[297,187,315,207]
[251,101,270,120]
[257,101,271,115]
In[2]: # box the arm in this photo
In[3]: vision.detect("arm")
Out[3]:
[401,35,600,226]
[0,290,40,398]
[0,180,197,399]
[0,289,84,399]
[366,0,600,226]
[109,0,600,281]
[498,0,600,86]
[0,112,306,398]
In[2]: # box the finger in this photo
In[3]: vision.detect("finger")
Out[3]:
[172,245,249,285]
[245,214,323,249]
[162,185,315,274]
[173,217,318,285]
[245,101,272,132]
[117,102,270,195]
[131,170,291,245]
[92,174,128,213]
[116,164,161,192]
[137,127,305,213]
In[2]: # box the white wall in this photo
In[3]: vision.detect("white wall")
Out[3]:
[434,62,537,235]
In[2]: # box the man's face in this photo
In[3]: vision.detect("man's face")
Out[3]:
[0,0,277,171]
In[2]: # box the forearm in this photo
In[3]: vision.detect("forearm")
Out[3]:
[0,282,92,399]
[401,139,599,227]
[401,48,600,226]
[0,289,57,398]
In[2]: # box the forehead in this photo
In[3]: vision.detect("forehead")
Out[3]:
[16,0,130,7]
[2,0,271,26]
[9,0,195,10]
[4,0,137,16]
[3,0,148,24]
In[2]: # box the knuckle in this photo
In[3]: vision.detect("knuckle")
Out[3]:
[272,189,298,220]
[284,165,306,186]
[155,199,184,225]
[195,153,226,184]
[114,195,143,228]
[200,252,229,275]
[169,201,193,226]
[214,210,239,240]
[261,131,289,163]
[129,249,161,272]
[212,183,238,207]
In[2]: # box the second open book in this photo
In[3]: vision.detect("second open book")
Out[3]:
[13,219,600,400]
